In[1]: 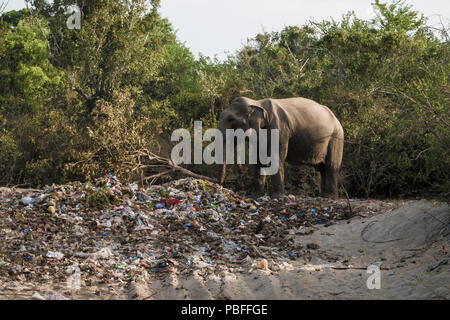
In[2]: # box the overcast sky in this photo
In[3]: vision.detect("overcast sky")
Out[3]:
[4,0,450,59]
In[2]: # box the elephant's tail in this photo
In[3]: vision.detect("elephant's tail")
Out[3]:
[326,124,344,171]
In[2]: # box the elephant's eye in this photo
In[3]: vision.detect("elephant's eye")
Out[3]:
[229,118,241,129]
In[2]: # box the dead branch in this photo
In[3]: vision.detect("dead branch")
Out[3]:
[339,178,353,219]
[133,149,217,185]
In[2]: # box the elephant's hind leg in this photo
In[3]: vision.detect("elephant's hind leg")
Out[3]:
[320,167,338,198]
[320,136,343,198]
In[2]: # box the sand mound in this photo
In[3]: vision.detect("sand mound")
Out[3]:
[144,200,449,299]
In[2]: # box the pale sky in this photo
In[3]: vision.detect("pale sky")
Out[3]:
[4,0,450,60]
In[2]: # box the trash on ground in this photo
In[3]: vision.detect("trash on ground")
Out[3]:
[0,175,400,295]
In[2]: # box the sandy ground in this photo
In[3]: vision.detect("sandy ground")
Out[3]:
[1,199,448,300]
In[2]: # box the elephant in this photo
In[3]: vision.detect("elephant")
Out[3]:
[218,96,344,199]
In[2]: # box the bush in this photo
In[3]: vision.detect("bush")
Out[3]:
[0,1,448,199]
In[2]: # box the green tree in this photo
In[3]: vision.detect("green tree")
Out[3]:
[229,1,449,197]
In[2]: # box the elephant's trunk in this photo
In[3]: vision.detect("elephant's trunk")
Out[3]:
[219,162,226,185]
[217,122,227,184]
[219,136,227,184]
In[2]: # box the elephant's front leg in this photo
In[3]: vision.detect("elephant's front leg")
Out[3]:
[271,147,288,199]
[271,162,285,198]
[251,163,266,198]
[236,163,246,190]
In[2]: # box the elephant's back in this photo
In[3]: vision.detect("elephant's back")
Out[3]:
[270,97,334,115]
[266,97,341,131]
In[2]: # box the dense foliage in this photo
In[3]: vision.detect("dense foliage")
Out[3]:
[0,0,448,198]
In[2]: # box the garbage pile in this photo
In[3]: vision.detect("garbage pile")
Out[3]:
[0,175,391,289]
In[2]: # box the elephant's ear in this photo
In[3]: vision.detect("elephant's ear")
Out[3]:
[249,105,269,127]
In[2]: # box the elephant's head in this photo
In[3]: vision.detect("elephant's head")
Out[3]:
[218,97,268,184]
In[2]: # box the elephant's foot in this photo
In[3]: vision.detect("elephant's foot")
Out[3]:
[250,191,265,199]
[271,193,286,200]
[319,191,330,198]
[320,191,337,199]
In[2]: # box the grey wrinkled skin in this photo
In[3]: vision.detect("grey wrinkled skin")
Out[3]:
[218,96,344,199]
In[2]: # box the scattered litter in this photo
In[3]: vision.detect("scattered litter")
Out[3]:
[0,175,398,293]
[46,251,64,260]
[256,259,269,271]
[31,292,45,300]
[46,293,69,300]
[428,259,448,272]
[306,243,320,250]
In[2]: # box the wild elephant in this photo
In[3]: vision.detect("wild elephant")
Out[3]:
[218,96,344,198]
